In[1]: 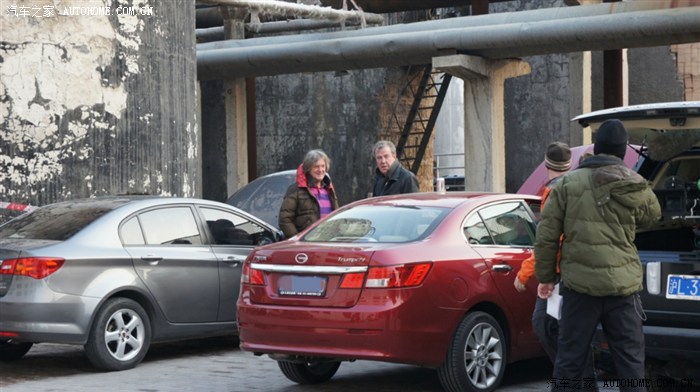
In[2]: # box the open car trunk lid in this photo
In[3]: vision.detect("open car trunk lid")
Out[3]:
[573,101,700,150]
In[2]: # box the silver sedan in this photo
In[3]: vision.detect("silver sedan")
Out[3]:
[0,196,282,371]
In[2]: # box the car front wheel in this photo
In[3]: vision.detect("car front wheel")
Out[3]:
[277,360,341,384]
[85,297,151,371]
[438,311,506,392]
[0,341,33,361]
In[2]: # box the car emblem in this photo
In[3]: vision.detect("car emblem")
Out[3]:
[295,253,309,264]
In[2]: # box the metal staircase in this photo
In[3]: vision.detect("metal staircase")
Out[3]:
[392,64,452,175]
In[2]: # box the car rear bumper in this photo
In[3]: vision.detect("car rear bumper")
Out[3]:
[643,325,700,362]
[237,297,460,368]
[593,324,700,364]
[0,293,99,345]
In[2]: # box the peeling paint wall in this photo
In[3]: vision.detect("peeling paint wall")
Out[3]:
[0,0,198,206]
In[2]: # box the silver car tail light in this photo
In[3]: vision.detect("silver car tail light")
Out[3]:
[646,261,661,295]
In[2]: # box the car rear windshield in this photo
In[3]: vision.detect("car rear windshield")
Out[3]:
[0,204,114,241]
[303,205,450,243]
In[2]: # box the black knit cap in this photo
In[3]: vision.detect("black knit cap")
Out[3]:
[544,142,572,172]
[594,119,628,159]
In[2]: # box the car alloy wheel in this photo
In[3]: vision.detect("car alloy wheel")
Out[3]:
[438,311,506,392]
[85,298,151,371]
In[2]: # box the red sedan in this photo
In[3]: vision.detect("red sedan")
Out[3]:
[237,192,544,392]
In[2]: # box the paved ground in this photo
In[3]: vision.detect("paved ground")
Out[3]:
[0,338,555,392]
[4,338,694,391]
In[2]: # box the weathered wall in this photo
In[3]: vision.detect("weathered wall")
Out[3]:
[255,69,387,205]
[0,0,198,206]
[492,0,693,192]
[627,46,685,105]
[252,11,434,205]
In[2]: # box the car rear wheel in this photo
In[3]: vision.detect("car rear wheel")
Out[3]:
[438,311,506,392]
[277,360,341,384]
[85,298,151,371]
[0,341,33,361]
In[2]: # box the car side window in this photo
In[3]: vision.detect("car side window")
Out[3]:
[138,207,202,245]
[464,213,492,245]
[200,207,268,246]
[465,202,536,246]
[120,216,145,245]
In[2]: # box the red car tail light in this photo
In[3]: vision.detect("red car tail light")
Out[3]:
[339,272,365,289]
[0,257,65,279]
[241,262,265,285]
[365,262,432,288]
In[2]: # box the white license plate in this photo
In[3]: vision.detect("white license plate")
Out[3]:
[278,275,327,297]
[666,274,700,301]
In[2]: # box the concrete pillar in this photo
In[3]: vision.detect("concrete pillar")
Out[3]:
[223,7,249,194]
[434,55,531,192]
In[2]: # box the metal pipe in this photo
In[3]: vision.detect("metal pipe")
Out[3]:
[197,18,379,44]
[197,7,700,80]
[198,0,385,25]
[197,2,679,51]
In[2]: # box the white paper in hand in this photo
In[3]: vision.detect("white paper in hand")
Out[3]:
[546,283,562,320]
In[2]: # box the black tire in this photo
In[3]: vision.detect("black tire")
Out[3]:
[438,311,507,392]
[277,360,341,384]
[0,341,33,361]
[85,298,151,371]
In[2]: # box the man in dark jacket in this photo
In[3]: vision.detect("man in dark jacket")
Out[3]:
[371,140,419,196]
[535,119,661,392]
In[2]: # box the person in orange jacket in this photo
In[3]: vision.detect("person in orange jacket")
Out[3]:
[515,145,598,389]
[514,142,571,362]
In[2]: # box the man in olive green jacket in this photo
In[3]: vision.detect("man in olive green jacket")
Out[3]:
[535,119,661,392]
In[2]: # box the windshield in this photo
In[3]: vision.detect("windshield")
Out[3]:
[303,205,449,243]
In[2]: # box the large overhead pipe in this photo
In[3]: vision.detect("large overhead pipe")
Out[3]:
[197,2,683,51]
[197,7,700,80]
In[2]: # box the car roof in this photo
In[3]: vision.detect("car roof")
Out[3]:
[517,144,640,196]
[41,196,229,210]
[226,170,296,228]
[345,192,538,210]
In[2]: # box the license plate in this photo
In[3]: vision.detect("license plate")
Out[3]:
[666,274,700,301]
[278,275,327,297]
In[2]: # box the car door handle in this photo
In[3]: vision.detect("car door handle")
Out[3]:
[223,256,245,266]
[141,255,163,265]
[492,264,513,273]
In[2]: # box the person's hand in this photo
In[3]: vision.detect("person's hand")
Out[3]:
[537,283,555,299]
[514,277,527,292]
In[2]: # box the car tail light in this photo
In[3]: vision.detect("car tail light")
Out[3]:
[646,262,661,295]
[339,272,365,289]
[241,262,265,285]
[363,263,432,288]
[0,257,65,279]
